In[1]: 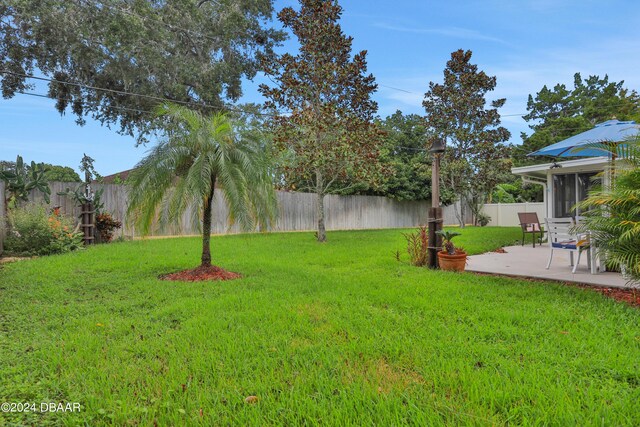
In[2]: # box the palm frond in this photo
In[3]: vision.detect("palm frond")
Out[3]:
[127,103,278,248]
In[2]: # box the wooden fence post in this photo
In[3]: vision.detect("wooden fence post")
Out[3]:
[80,202,95,245]
[428,207,443,269]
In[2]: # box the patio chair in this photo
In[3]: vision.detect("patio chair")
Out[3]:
[518,212,543,247]
[545,218,591,274]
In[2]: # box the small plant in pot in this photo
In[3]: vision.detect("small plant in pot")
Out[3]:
[436,230,468,272]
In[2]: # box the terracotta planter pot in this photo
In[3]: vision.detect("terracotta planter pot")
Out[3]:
[437,250,468,272]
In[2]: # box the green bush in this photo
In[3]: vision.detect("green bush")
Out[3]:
[477,212,491,227]
[577,139,640,286]
[4,204,83,256]
[96,212,122,243]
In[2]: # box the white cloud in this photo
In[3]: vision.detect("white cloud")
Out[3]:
[373,33,640,142]
[373,23,510,45]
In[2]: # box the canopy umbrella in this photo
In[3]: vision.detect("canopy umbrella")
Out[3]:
[527,120,640,158]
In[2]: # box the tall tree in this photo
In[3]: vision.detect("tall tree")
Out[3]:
[423,49,510,227]
[376,111,432,201]
[0,0,285,141]
[0,159,81,182]
[259,0,385,242]
[45,165,82,182]
[127,104,277,270]
[515,73,640,166]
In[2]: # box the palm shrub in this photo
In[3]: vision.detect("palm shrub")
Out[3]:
[575,138,640,286]
[436,230,462,255]
[127,104,277,268]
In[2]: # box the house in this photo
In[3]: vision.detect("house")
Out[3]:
[512,120,639,220]
[99,168,134,184]
[511,156,610,220]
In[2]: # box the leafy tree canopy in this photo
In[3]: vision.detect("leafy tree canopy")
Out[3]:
[515,73,640,166]
[1,159,80,182]
[45,165,81,182]
[423,49,511,226]
[259,0,385,242]
[1,0,285,142]
[376,111,432,201]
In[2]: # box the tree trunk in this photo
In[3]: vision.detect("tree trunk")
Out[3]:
[316,170,327,242]
[449,172,465,228]
[454,197,466,229]
[201,176,215,267]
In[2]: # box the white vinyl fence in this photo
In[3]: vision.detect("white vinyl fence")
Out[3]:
[481,202,545,227]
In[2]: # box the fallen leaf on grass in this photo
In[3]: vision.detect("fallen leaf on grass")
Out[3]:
[244,396,259,404]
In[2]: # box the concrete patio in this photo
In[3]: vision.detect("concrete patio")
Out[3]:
[467,244,630,288]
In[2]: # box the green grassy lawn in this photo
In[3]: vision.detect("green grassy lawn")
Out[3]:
[1,227,638,426]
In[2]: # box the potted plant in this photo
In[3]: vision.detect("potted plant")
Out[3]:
[436,230,467,272]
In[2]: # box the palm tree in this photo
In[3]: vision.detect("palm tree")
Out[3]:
[575,137,640,285]
[127,104,277,268]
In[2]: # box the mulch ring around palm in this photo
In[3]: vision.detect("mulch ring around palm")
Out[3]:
[159,265,242,282]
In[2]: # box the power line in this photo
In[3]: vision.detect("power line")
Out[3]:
[0,69,283,117]
[5,1,639,121]
[7,1,431,103]
[8,88,633,161]
[6,70,635,133]
[1,69,216,111]
[379,84,416,94]
[12,90,155,116]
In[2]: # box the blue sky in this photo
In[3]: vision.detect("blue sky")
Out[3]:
[2,0,640,175]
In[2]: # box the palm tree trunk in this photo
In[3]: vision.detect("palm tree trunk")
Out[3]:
[201,176,215,267]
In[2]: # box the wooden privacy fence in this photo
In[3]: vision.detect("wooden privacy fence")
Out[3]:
[0,181,5,252]
[6,181,473,239]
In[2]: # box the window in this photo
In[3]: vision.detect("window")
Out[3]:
[553,172,597,218]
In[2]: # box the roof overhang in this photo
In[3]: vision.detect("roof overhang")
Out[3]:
[512,156,609,179]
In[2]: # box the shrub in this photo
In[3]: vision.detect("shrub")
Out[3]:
[96,213,122,243]
[403,225,429,266]
[4,204,83,256]
[576,139,640,286]
[436,230,462,255]
[477,212,491,227]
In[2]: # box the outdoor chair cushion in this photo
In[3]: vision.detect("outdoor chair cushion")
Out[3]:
[552,240,577,250]
[525,223,541,232]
